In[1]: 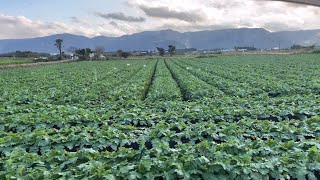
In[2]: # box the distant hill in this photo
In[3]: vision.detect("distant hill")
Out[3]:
[0,28,320,53]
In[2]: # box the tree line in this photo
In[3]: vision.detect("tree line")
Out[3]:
[156,45,176,56]
[55,39,176,60]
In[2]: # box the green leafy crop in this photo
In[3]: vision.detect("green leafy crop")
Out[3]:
[0,54,319,179]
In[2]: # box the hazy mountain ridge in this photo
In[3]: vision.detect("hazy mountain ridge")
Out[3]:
[0,28,319,53]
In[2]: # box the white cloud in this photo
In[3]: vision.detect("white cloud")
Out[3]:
[0,14,47,39]
[0,14,139,39]
[0,14,100,39]
[129,0,320,32]
[95,12,145,22]
[0,0,320,39]
[135,5,207,22]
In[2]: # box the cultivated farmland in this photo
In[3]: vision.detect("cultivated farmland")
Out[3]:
[0,54,320,179]
[0,58,33,66]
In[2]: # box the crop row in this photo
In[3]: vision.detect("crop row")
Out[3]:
[165,60,223,100]
[1,93,319,134]
[1,117,320,179]
[192,55,320,97]
[0,60,152,107]
[1,55,320,179]
[146,60,182,101]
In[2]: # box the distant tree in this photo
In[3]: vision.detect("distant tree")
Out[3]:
[309,44,316,50]
[156,47,165,56]
[116,50,130,58]
[117,50,123,57]
[0,51,50,58]
[290,44,304,50]
[175,48,197,54]
[85,48,93,59]
[121,52,131,58]
[55,39,63,60]
[94,46,105,60]
[75,49,84,60]
[75,48,92,60]
[291,44,316,50]
[168,45,176,56]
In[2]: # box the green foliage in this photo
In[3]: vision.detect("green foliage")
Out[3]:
[146,60,182,101]
[157,47,165,56]
[0,58,33,65]
[54,39,64,60]
[0,51,50,58]
[117,50,131,58]
[291,44,316,50]
[0,54,320,179]
[75,48,93,60]
[168,45,176,56]
[311,50,320,54]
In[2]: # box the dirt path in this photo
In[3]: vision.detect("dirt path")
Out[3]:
[0,59,77,70]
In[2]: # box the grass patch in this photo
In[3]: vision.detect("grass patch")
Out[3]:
[0,58,33,65]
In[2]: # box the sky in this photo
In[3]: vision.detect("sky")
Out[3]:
[0,0,319,39]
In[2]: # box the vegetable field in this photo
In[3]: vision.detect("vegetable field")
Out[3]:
[0,58,33,66]
[0,54,320,179]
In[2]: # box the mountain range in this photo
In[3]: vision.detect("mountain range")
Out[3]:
[0,28,320,53]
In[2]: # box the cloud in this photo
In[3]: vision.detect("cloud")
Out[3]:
[135,5,207,22]
[206,1,242,9]
[1,1,320,39]
[0,14,57,39]
[95,12,145,22]
[0,14,127,39]
[263,22,298,31]
[109,21,119,27]
[70,17,86,24]
[70,16,81,23]
[69,16,91,26]
[127,0,320,32]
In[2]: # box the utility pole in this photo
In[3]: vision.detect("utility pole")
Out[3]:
[279,41,281,53]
